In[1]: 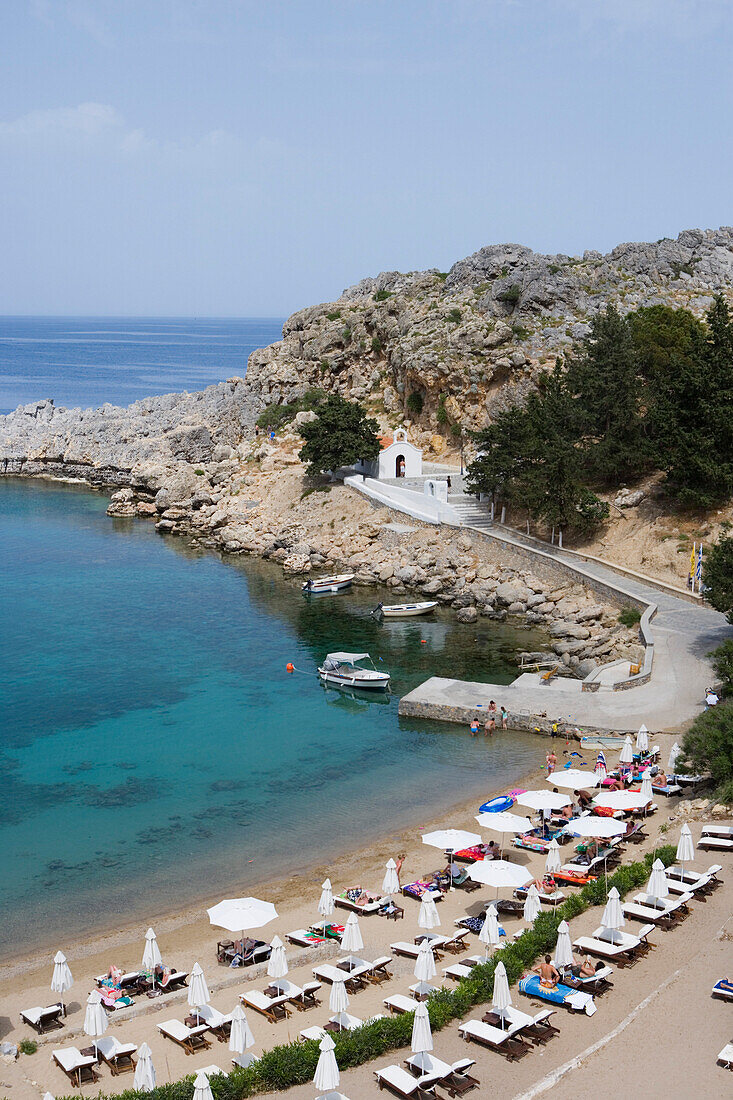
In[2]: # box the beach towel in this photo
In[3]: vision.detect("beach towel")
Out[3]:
[402,880,435,899]
[519,975,596,1015]
[456,914,506,936]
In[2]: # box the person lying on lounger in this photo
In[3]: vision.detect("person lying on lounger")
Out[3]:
[533,955,560,990]
[719,977,733,992]
[569,953,597,978]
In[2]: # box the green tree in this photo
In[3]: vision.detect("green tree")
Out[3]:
[679,704,733,804]
[298,394,380,475]
[702,527,733,623]
[709,639,733,695]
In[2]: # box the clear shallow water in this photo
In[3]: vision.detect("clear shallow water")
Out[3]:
[1,478,548,957]
[0,316,284,412]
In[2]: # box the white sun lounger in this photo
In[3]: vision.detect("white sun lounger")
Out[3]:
[94,1036,137,1075]
[313,962,370,988]
[53,1047,100,1087]
[383,993,419,1015]
[457,1018,531,1058]
[698,835,733,851]
[199,1065,228,1079]
[717,1043,733,1070]
[335,893,385,914]
[443,955,484,981]
[702,824,733,839]
[157,1019,212,1053]
[374,1063,442,1096]
[633,891,694,915]
[391,940,444,960]
[622,901,677,926]
[409,981,441,999]
[232,1052,257,1068]
[592,924,655,947]
[196,1004,233,1036]
[667,863,723,888]
[20,1003,64,1034]
[286,928,326,947]
[240,990,292,1022]
[572,935,643,965]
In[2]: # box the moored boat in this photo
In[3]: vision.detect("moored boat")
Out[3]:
[302,573,354,595]
[318,651,391,691]
[373,600,438,619]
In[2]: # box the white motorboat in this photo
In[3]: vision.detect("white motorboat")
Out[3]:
[374,600,438,619]
[302,573,354,595]
[318,652,391,691]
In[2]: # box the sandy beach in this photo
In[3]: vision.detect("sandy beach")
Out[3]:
[2,728,730,1100]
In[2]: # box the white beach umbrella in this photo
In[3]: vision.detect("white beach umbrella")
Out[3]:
[593,790,650,812]
[640,770,654,805]
[523,884,541,924]
[142,927,162,989]
[340,913,364,954]
[467,859,532,892]
[545,839,562,874]
[636,725,649,753]
[51,951,73,1009]
[561,816,627,839]
[548,770,600,790]
[479,905,501,959]
[188,962,211,1022]
[267,936,288,979]
[475,810,531,856]
[553,919,574,970]
[42,1093,55,1100]
[229,1003,255,1060]
[329,975,349,1016]
[418,893,441,930]
[421,828,481,852]
[314,1032,340,1094]
[601,887,625,933]
[192,1071,214,1100]
[647,859,670,901]
[133,1042,156,1092]
[492,961,512,1029]
[668,741,682,772]
[414,939,437,983]
[83,990,108,1054]
[515,789,571,812]
[675,823,695,873]
[383,858,400,900]
[317,878,334,929]
[619,736,634,765]
[207,896,278,934]
[410,1001,434,1073]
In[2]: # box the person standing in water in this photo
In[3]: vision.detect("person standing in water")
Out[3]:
[500,705,508,730]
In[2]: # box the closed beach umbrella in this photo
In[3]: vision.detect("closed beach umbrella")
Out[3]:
[51,951,73,1011]
[340,914,363,954]
[515,790,571,812]
[314,1033,340,1094]
[83,990,108,1054]
[418,893,441,930]
[640,770,654,805]
[188,962,210,1023]
[411,1001,433,1072]
[328,974,349,1024]
[383,858,400,900]
[601,887,625,933]
[229,1003,255,1062]
[636,725,649,753]
[593,790,650,812]
[207,897,278,934]
[192,1071,214,1100]
[561,816,627,839]
[647,859,669,901]
[143,927,162,989]
[595,751,607,779]
[414,939,437,983]
[549,770,600,789]
[523,884,541,924]
[467,859,532,893]
[318,878,334,922]
[492,961,512,1029]
[676,823,695,874]
[545,839,562,874]
[267,936,288,979]
[480,905,500,959]
[133,1042,155,1092]
[553,920,574,970]
[619,736,634,765]
[668,741,682,772]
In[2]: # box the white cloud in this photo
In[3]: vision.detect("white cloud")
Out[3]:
[0,101,124,138]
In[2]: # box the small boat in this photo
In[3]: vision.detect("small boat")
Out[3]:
[373,600,438,619]
[479,795,514,814]
[302,574,354,595]
[318,652,391,691]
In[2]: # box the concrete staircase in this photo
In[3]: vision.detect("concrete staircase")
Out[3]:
[448,494,494,529]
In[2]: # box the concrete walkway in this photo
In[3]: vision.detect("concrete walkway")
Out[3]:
[399,500,731,734]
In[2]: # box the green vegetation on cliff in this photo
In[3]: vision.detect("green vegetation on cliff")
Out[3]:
[298,394,380,475]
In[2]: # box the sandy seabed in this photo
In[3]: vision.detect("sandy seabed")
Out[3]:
[1,729,731,1100]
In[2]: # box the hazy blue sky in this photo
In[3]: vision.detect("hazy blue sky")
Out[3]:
[2,1,732,315]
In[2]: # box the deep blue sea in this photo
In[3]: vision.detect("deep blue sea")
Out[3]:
[0,316,284,413]
[0,319,546,957]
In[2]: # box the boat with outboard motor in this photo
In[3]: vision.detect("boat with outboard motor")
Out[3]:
[302,574,354,595]
[317,652,391,691]
[373,600,438,619]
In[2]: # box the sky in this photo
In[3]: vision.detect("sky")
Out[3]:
[1,0,732,316]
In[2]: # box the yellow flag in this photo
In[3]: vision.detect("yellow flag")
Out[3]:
[689,545,695,580]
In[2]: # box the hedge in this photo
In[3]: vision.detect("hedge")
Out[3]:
[75,846,678,1100]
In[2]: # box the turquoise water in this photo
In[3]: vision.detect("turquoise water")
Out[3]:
[0,317,284,412]
[1,478,547,957]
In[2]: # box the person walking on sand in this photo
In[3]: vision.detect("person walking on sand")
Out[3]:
[470,718,479,737]
[395,854,405,884]
[546,749,557,776]
[500,705,508,730]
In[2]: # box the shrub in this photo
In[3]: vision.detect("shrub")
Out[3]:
[194,469,205,476]
[326,310,341,321]
[451,423,462,438]
[19,1039,38,1055]
[300,484,331,500]
[436,272,448,281]
[374,289,392,302]
[256,388,328,432]
[447,308,462,324]
[679,702,733,804]
[341,327,352,345]
[618,605,642,627]
[406,391,424,415]
[371,336,383,354]
[436,398,448,424]
[497,284,522,305]
[709,639,733,695]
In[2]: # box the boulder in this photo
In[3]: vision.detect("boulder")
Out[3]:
[550,621,591,639]
[576,658,598,679]
[495,581,533,607]
[456,606,478,624]
[422,577,443,595]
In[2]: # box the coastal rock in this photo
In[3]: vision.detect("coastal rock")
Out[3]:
[495,581,532,607]
[456,606,478,624]
[550,621,591,639]
[614,488,645,508]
